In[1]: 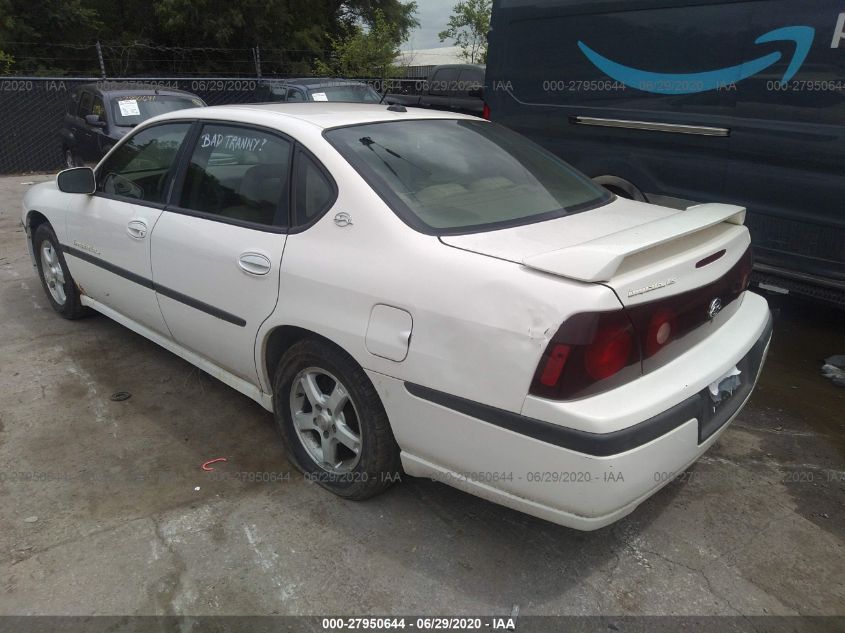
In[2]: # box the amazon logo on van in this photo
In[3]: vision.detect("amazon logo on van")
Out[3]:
[578,25,815,95]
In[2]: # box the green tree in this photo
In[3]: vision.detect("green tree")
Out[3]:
[0,0,102,74]
[0,50,13,73]
[438,0,490,64]
[316,4,417,80]
[0,0,419,76]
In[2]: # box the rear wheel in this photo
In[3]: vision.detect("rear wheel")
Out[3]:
[33,223,88,319]
[273,339,401,500]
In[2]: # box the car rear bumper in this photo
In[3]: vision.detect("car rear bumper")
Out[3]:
[368,292,772,530]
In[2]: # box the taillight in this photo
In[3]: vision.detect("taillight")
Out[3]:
[733,247,753,294]
[530,246,753,401]
[585,321,633,380]
[644,308,677,358]
[539,344,570,386]
[482,102,491,120]
[530,310,640,400]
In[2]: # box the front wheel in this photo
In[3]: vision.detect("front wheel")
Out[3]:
[273,339,401,500]
[33,223,89,319]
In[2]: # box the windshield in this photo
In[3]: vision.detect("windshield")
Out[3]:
[309,84,381,103]
[110,94,204,127]
[325,119,611,233]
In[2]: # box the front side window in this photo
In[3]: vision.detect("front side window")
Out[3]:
[178,124,292,227]
[325,119,610,234]
[97,123,191,203]
[110,94,204,127]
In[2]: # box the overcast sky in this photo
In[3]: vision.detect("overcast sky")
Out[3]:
[402,0,459,50]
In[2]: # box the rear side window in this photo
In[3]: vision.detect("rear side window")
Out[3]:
[292,150,335,227]
[325,119,610,234]
[178,124,292,227]
[98,123,191,204]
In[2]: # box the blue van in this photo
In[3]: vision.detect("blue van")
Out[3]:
[486,0,845,304]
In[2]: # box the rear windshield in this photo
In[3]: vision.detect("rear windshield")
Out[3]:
[309,85,381,103]
[110,94,204,127]
[324,119,610,234]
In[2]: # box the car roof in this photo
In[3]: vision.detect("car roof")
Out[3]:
[263,78,373,89]
[154,102,481,130]
[76,82,200,99]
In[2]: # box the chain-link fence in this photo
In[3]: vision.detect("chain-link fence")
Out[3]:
[0,76,423,174]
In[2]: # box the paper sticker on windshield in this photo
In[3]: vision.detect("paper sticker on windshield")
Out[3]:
[117,99,141,116]
[311,92,328,101]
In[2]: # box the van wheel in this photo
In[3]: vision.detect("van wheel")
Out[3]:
[605,185,634,199]
[33,224,88,319]
[273,339,401,500]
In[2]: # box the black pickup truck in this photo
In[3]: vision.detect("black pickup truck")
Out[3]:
[386,64,485,116]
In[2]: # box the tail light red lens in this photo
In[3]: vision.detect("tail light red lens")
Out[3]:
[585,322,633,380]
[539,344,571,386]
[482,102,491,120]
[530,310,640,400]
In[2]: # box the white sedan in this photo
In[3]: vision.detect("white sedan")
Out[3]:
[22,103,772,530]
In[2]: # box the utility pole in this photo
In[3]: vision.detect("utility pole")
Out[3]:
[95,41,106,79]
[253,45,262,79]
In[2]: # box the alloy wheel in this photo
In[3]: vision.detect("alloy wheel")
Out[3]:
[40,241,67,305]
[289,367,362,473]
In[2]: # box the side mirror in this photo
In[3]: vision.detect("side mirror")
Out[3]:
[57,167,96,194]
[468,86,484,99]
[85,114,107,128]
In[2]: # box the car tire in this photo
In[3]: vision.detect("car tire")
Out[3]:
[273,338,402,500]
[33,223,89,319]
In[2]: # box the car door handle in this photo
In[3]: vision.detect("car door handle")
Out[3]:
[238,252,272,276]
[126,219,148,239]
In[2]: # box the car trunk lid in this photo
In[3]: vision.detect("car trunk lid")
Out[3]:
[440,197,749,306]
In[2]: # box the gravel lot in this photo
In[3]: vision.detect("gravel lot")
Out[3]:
[1,174,843,618]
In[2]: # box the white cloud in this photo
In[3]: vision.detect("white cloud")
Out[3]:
[402,0,460,50]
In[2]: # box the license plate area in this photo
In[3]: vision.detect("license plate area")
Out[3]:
[708,366,742,407]
[696,321,770,444]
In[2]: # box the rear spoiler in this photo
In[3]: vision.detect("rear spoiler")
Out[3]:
[522,203,746,283]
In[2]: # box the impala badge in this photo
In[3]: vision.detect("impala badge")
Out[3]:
[333,212,353,227]
[707,297,723,319]
[627,278,675,298]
